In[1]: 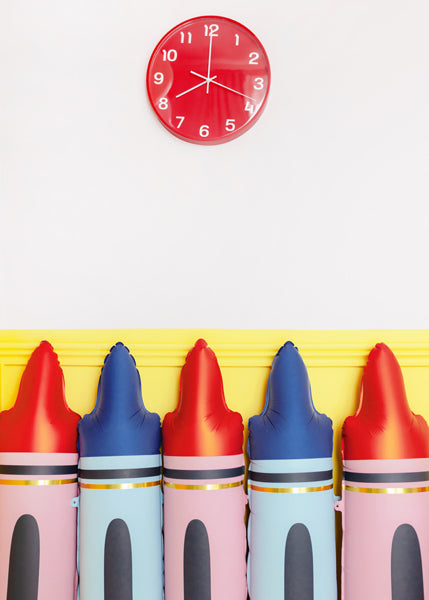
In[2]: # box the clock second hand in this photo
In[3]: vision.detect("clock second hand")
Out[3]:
[190,71,258,102]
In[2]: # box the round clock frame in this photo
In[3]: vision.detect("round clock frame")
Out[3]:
[146,15,271,145]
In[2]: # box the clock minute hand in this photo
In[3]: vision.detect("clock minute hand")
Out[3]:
[206,33,214,93]
[209,79,258,102]
[191,72,258,102]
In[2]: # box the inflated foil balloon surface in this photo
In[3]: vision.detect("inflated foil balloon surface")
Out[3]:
[0,340,80,452]
[248,341,333,459]
[247,341,337,600]
[78,342,161,456]
[342,343,429,460]
[163,338,243,456]
[77,342,163,600]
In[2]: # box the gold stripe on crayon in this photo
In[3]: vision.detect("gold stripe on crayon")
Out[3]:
[163,481,243,491]
[344,484,429,494]
[249,484,333,494]
[79,480,161,490]
[0,478,77,486]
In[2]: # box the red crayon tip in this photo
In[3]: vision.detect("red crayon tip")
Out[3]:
[342,343,429,460]
[163,339,243,456]
[0,341,80,452]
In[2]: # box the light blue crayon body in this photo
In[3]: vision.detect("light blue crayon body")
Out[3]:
[247,342,337,600]
[247,457,336,599]
[78,454,163,599]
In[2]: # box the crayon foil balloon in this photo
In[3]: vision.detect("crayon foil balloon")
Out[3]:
[77,342,163,600]
[337,343,429,600]
[247,341,337,600]
[0,341,81,600]
[162,339,247,600]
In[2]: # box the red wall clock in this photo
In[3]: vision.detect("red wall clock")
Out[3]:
[146,16,271,145]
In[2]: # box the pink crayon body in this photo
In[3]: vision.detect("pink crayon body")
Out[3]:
[163,455,247,600]
[337,457,429,599]
[0,453,78,600]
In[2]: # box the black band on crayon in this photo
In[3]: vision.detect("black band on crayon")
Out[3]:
[248,470,333,483]
[163,466,245,480]
[0,465,77,476]
[344,471,429,484]
[79,466,162,480]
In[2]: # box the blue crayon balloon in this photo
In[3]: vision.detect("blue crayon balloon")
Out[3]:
[77,343,163,600]
[247,341,337,600]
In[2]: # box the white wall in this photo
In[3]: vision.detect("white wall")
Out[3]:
[1,1,428,329]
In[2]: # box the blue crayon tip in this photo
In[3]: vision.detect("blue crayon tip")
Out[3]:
[78,343,161,456]
[248,342,333,459]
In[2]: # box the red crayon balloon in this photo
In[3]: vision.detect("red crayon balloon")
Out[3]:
[0,341,80,600]
[338,343,429,600]
[163,339,247,600]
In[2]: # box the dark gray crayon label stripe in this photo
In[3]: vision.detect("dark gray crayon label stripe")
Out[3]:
[79,466,161,480]
[248,470,333,483]
[0,465,77,475]
[344,471,429,484]
[163,466,244,480]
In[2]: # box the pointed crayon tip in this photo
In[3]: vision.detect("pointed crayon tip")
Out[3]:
[248,342,333,460]
[163,339,243,456]
[78,343,161,457]
[0,341,80,452]
[342,343,429,459]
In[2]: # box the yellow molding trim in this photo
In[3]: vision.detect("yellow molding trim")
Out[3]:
[1,329,429,367]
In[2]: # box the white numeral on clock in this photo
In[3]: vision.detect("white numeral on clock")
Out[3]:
[204,24,219,37]
[199,124,210,137]
[225,119,236,132]
[162,49,178,62]
[158,97,169,110]
[253,78,264,90]
[249,52,259,65]
[180,31,192,44]
[153,72,164,85]
[245,101,255,114]
[235,34,240,46]
[176,116,185,128]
